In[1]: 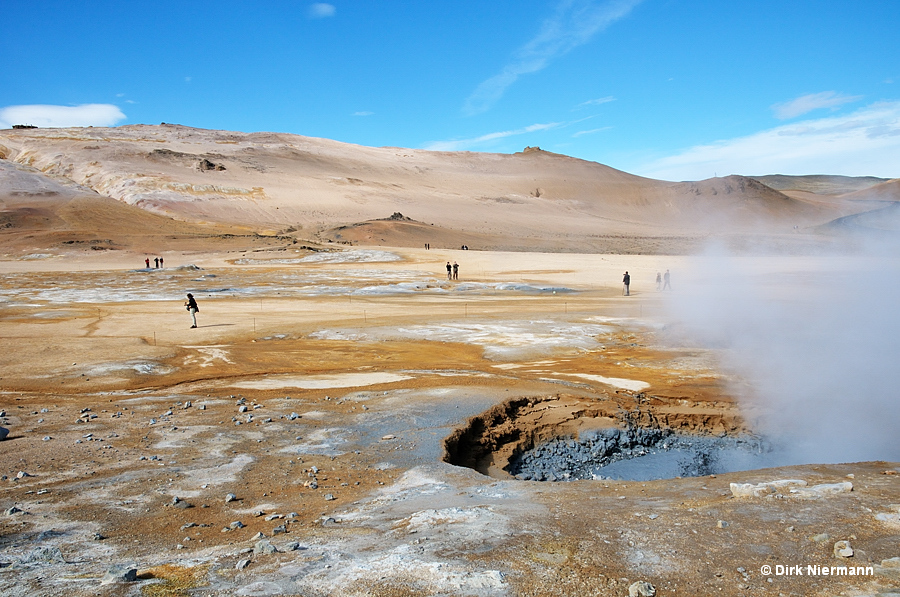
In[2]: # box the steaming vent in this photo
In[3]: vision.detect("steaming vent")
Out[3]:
[443,393,782,481]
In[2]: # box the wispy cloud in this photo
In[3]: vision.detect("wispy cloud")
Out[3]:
[576,96,616,108]
[353,111,374,117]
[0,104,126,129]
[308,3,336,18]
[424,122,563,151]
[572,126,611,137]
[636,101,900,181]
[771,91,862,120]
[463,0,642,116]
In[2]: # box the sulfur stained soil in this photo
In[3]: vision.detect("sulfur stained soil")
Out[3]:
[1,245,898,597]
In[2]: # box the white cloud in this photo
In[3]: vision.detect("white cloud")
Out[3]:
[771,91,862,120]
[424,122,563,151]
[572,126,611,137]
[463,0,642,115]
[635,101,900,181]
[353,111,374,117]
[0,104,126,129]
[309,3,336,18]
[576,96,616,108]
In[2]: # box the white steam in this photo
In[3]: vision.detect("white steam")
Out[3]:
[666,239,900,465]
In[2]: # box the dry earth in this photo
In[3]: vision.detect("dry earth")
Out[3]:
[0,126,898,596]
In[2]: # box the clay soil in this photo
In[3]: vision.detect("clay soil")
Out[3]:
[1,243,898,597]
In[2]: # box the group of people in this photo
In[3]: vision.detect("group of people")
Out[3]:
[622,269,671,296]
[446,261,460,280]
[145,257,165,268]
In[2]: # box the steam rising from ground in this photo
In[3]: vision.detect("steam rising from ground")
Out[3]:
[667,239,900,465]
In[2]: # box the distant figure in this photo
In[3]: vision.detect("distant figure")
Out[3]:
[159,256,164,268]
[184,293,199,328]
[663,269,672,290]
[145,258,150,268]
[623,271,631,296]
[446,261,452,280]
[154,257,159,268]
[453,261,459,280]
[656,272,662,291]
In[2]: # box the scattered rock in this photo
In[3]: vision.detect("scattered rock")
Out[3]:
[809,533,831,543]
[18,546,66,565]
[225,493,237,503]
[101,564,138,584]
[0,428,7,441]
[628,580,656,597]
[324,493,335,501]
[834,540,854,558]
[272,525,286,535]
[790,482,853,498]
[729,479,806,497]
[229,521,244,529]
[5,506,22,516]
[236,559,251,570]
[253,540,278,555]
[381,434,396,440]
[717,520,729,528]
[16,471,33,479]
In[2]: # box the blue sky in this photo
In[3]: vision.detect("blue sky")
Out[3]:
[2,0,898,181]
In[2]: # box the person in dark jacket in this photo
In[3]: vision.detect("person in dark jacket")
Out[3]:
[623,271,631,296]
[185,293,199,328]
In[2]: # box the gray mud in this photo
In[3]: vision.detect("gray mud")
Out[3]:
[509,427,788,482]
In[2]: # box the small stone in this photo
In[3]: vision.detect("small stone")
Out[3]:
[284,541,301,551]
[254,540,278,555]
[717,520,729,528]
[199,404,206,410]
[42,436,52,442]
[180,522,197,530]
[264,514,282,521]
[834,540,854,558]
[225,493,237,503]
[100,565,138,584]
[5,506,22,515]
[272,525,286,535]
[16,471,32,479]
[229,521,245,529]
[324,494,335,501]
[252,532,266,540]
[238,405,248,413]
[322,517,337,527]
[809,533,831,543]
[0,427,8,441]
[94,533,106,541]
[236,559,251,570]
[628,580,657,597]
[381,434,395,440]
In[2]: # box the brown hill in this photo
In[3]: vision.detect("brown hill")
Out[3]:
[0,124,878,252]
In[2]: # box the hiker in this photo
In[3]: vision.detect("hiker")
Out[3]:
[446,262,452,280]
[145,258,150,268]
[184,293,199,328]
[663,269,672,290]
[656,272,662,291]
[154,257,159,268]
[453,261,459,280]
[159,256,164,268]
[623,271,631,296]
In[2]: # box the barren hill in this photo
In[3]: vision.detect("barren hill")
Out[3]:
[0,124,883,252]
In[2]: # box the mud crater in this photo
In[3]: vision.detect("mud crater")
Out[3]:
[443,393,773,481]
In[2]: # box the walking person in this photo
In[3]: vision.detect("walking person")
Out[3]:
[663,269,672,290]
[145,257,150,268]
[452,261,459,280]
[656,272,662,291]
[623,271,631,296]
[446,261,452,280]
[154,257,159,268]
[159,256,164,268]
[184,293,199,328]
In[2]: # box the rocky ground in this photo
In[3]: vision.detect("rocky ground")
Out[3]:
[1,245,898,597]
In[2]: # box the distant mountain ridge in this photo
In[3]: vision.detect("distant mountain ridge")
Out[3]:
[0,124,893,253]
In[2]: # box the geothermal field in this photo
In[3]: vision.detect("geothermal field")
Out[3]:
[0,125,898,596]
